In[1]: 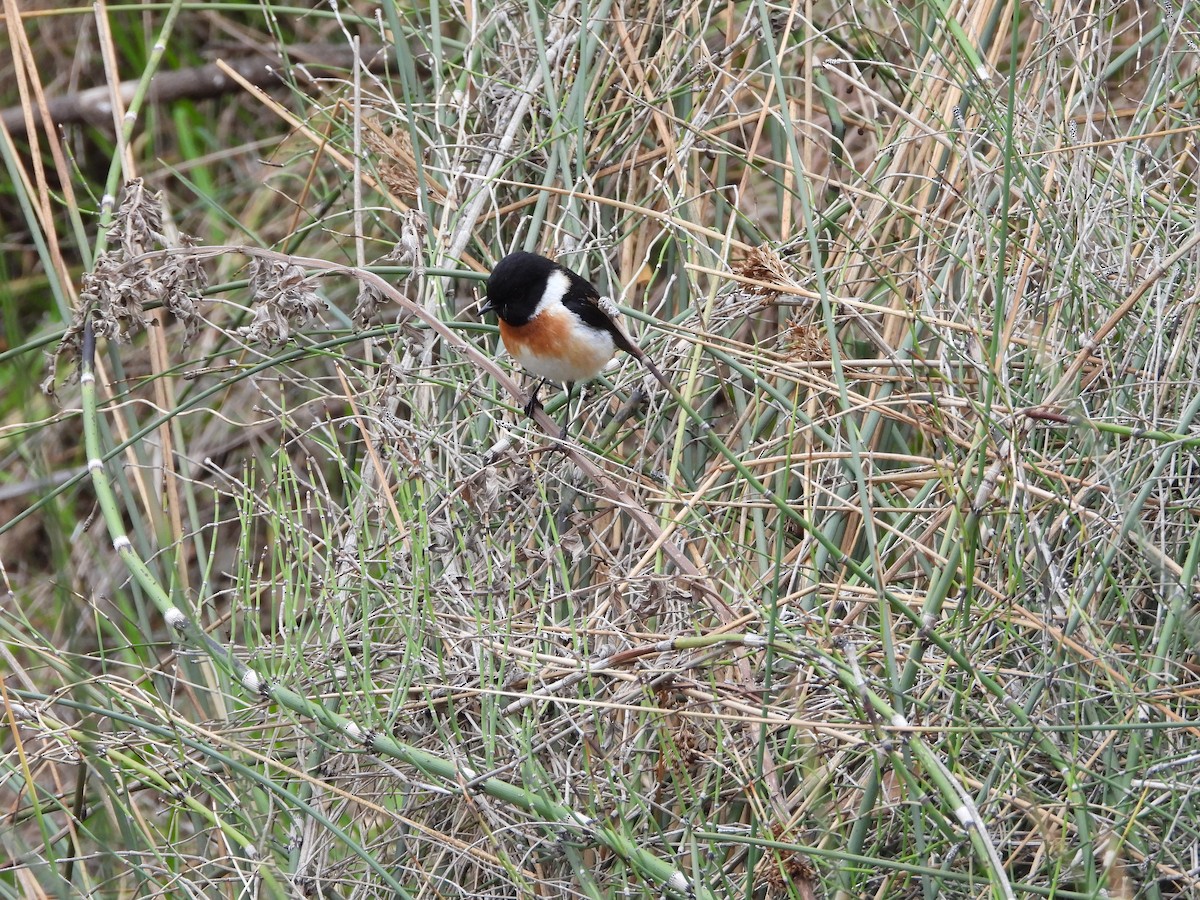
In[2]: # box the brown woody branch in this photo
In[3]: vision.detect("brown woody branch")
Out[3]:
[2,43,387,135]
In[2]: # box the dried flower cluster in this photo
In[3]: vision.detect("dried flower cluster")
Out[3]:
[239,258,328,348]
[353,209,428,324]
[46,179,208,394]
[733,245,794,300]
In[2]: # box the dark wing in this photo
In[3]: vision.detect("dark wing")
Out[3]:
[559,266,637,355]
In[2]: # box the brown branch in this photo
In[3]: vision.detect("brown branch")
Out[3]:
[1,43,387,135]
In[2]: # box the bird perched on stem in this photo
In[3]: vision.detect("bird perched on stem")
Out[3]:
[480,251,680,436]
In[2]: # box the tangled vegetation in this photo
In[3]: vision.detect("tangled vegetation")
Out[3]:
[3,2,1200,897]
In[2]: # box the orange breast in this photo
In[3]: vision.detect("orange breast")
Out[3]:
[498,309,616,383]
[498,313,571,359]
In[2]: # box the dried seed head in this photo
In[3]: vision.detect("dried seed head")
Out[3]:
[158,235,209,342]
[108,177,165,258]
[241,258,327,347]
[352,281,386,326]
[239,301,291,349]
[48,179,209,393]
[393,209,428,271]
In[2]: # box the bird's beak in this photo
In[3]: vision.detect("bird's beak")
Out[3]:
[479,298,494,316]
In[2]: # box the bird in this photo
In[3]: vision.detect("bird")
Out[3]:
[481,251,638,434]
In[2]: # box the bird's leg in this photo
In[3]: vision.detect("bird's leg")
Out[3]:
[523,378,548,418]
[558,381,577,439]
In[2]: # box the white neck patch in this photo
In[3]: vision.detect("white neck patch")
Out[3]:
[534,269,572,315]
